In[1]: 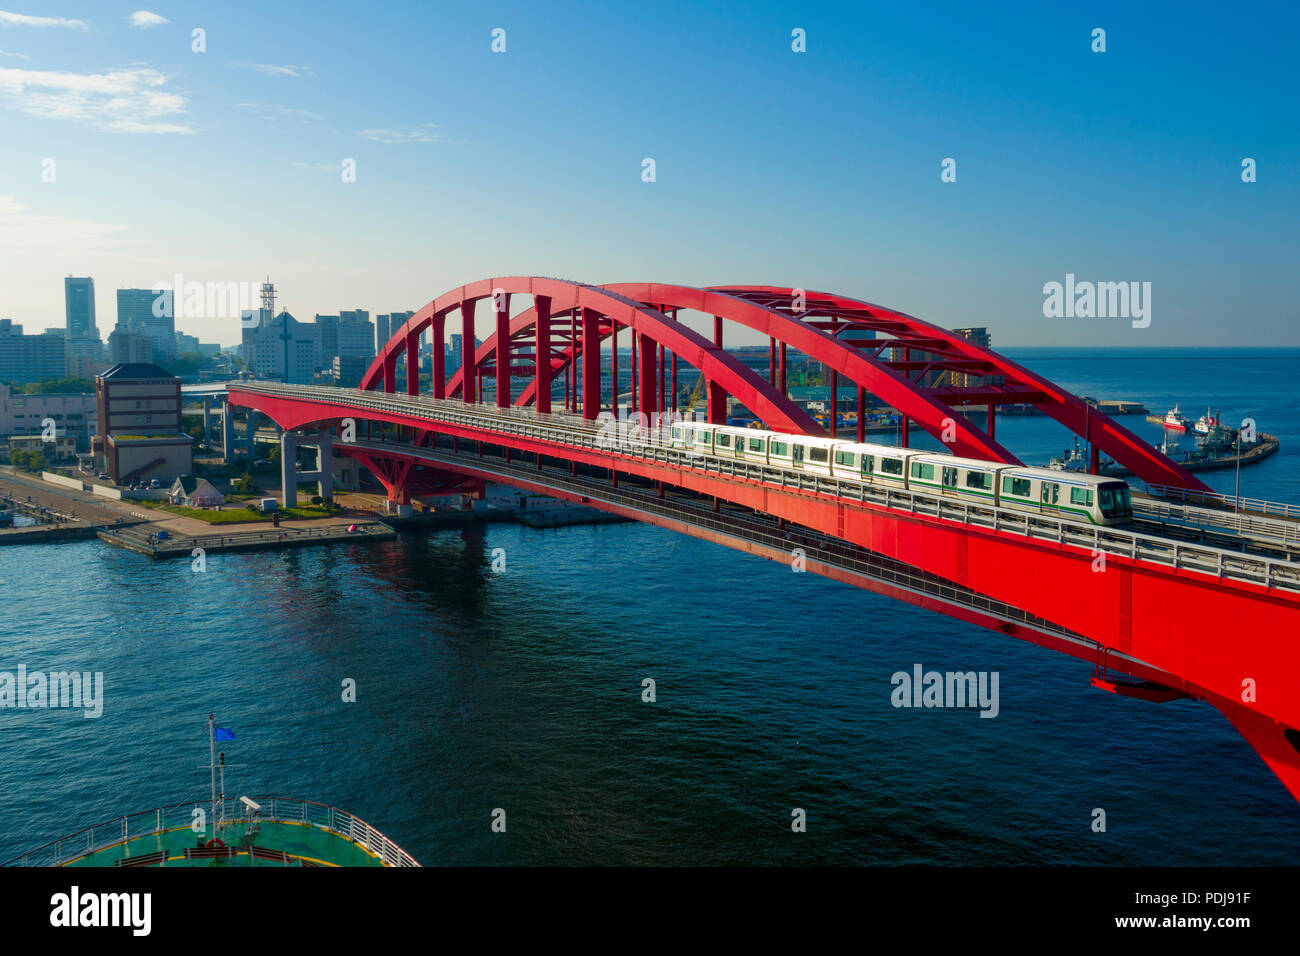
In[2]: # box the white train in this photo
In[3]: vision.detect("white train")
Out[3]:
[668,421,1134,526]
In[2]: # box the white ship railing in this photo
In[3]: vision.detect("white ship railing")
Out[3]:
[1,796,421,868]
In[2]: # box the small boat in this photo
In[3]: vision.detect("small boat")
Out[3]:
[1049,437,1089,473]
[0,511,13,528]
[1163,405,1190,431]
[1193,408,1219,435]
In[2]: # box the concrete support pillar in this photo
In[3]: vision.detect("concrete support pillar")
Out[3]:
[202,397,211,444]
[245,410,257,457]
[221,400,234,461]
[315,433,334,499]
[280,431,298,508]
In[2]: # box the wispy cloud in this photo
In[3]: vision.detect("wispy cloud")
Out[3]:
[357,123,442,144]
[233,62,315,78]
[0,66,195,133]
[0,195,133,250]
[292,161,339,173]
[0,49,30,59]
[128,10,168,28]
[0,10,89,28]
[235,101,321,124]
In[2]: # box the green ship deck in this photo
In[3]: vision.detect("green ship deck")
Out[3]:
[4,797,420,868]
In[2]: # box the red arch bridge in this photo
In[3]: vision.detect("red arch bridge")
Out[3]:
[228,277,1300,804]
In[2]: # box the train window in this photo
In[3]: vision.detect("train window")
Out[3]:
[911,462,935,480]
[771,441,788,456]
[834,450,854,465]
[966,472,992,490]
[1070,487,1089,505]
[942,467,958,487]
[808,447,828,463]
[1052,484,1060,503]
[695,432,711,446]
[671,427,683,441]
[1004,476,1032,497]
[880,458,903,475]
[1099,488,1114,513]
[717,434,731,448]
[748,438,764,452]
[861,455,874,474]
[793,445,805,463]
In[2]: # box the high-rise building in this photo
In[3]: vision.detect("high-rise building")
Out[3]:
[377,311,412,352]
[448,333,463,374]
[64,335,106,375]
[108,329,155,365]
[338,311,375,365]
[314,314,340,364]
[116,288,176,359]
[0,319,67,384]
[64,277,97,340]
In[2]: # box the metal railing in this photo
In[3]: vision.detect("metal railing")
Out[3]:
[231,383,1300,595]
[1134,493,1300,550]
[2,796,421,868]
[1145,482,1300,521]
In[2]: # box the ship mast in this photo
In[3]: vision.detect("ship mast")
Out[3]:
[208,714,217,843]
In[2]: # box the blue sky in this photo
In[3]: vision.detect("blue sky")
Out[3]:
[0,1,1296,348]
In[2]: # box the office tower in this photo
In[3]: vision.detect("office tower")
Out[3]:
[64,277,97,340]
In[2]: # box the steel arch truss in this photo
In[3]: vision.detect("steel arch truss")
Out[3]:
[360,277,1207,490]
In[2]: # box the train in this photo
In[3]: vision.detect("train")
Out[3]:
[667,421,1134,526]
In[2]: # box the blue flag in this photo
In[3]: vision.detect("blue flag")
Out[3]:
[214,727,236,741]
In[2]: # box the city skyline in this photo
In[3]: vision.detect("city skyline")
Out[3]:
[0,2,1295,347]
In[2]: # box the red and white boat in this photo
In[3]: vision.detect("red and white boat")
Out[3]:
[1163,405,1190,431]
[1193,408,1219,435]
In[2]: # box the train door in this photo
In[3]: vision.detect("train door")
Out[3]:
[941,466,959,494]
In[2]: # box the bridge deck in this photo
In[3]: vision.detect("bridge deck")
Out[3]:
[233,383,1300,596]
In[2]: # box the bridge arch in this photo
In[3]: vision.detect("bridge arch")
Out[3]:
[360,276,1207,490]
[360,277,820,434]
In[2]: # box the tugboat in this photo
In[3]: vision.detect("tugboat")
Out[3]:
[1193,407,1220,435]
[1162,405,1191,431]
[2,716,421,868]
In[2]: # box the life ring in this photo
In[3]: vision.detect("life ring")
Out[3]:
[205,838,226,849]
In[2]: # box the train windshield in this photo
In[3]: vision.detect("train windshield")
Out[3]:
[1098,484,1132,516]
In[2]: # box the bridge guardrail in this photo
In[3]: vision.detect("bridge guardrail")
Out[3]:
[230,383,1300,595]
[1145,482,1300,521]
